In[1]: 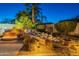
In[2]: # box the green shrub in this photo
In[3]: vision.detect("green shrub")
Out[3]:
[15,16,38,29]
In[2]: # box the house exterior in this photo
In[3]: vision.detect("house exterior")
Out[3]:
[45,23,53,32]
[45,23,57,33]
[70,23,79,35]
[36,23,58,33]
[0,24,15,35]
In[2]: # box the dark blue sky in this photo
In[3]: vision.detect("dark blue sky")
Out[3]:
[0,3,79,23]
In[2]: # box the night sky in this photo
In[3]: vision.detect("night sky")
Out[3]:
[0,3,79,23]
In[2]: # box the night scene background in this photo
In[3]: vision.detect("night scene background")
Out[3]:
[0,3,79,23]
[1,3,79,56]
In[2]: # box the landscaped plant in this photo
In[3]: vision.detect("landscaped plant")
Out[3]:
[15,16,38,29]
[23,33,36,51]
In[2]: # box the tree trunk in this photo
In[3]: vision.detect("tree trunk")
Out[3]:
[32,4,35,23]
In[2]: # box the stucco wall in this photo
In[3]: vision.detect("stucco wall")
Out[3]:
[0,24,15,35]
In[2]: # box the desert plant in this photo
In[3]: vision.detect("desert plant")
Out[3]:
[23,33,36,51]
